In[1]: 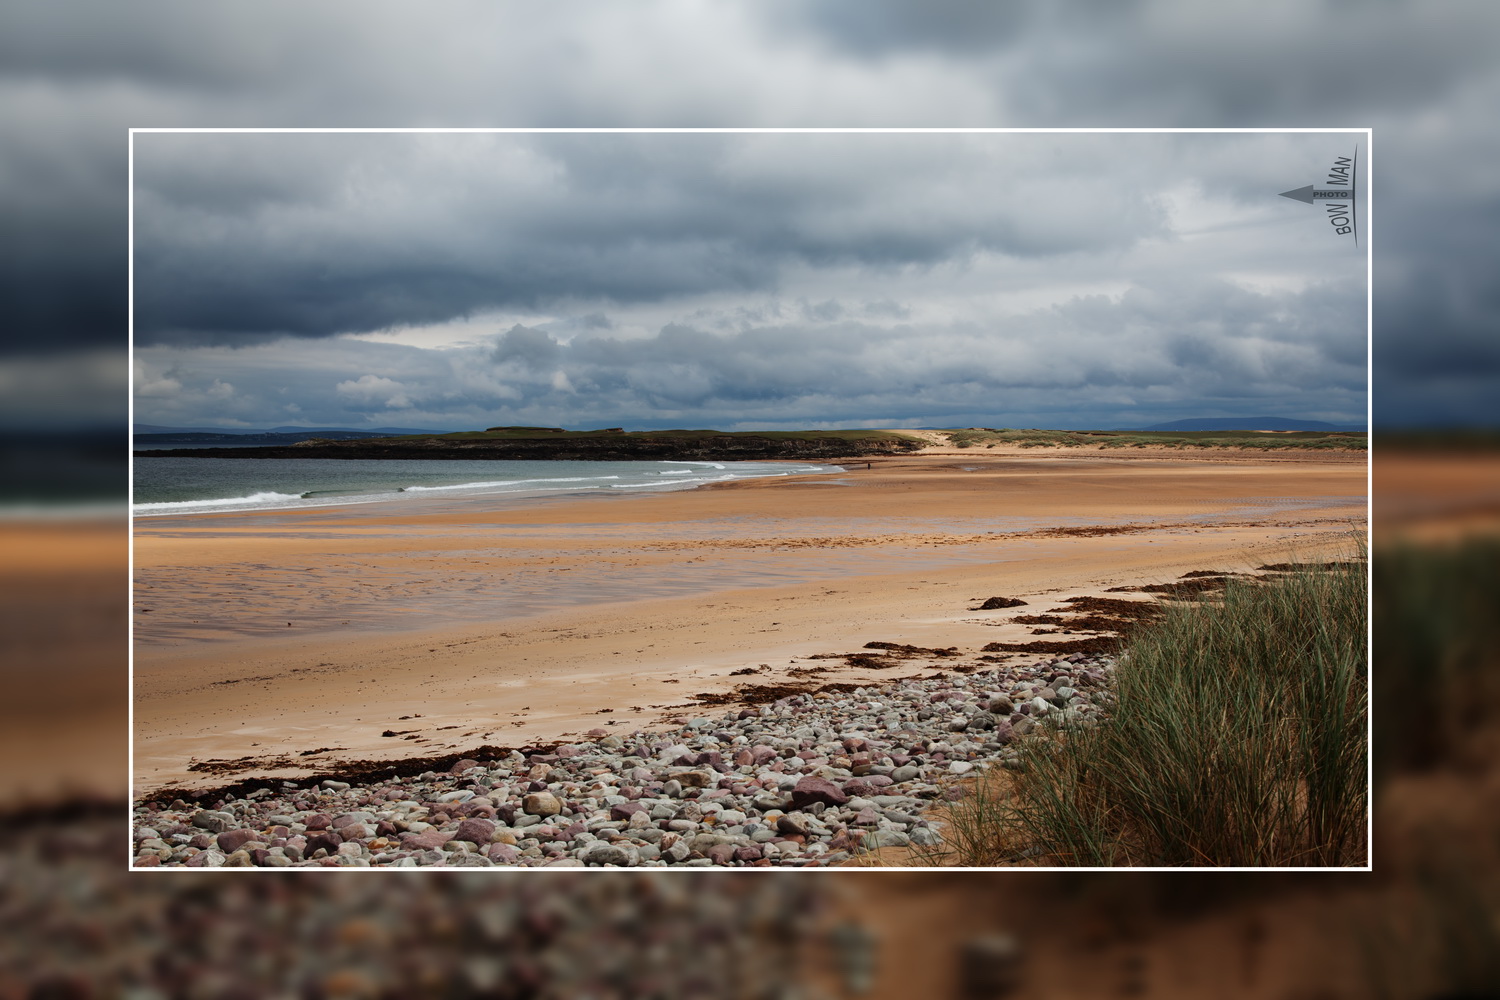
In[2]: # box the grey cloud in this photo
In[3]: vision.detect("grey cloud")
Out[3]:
[131,132,1176,346]
[14,0,1494,426]
[430,279,1362,425]
[776,0,1143,58]
[492,325,562,367]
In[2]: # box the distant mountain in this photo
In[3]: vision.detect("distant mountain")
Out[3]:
[1123,417,1366,433]
[266,426,445,435]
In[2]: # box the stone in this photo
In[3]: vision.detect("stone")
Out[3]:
[609,801,646,822]
[862,830,910,850]
[777,814,809,837]
[451,853,494,867]
[909,826,941,846]
[706,843,738,865]
[401,829,449,852]
[454,817,495,846]
[522,792,562,817]
[889,765,921,783]
[487,843,521,864]
[790,776,848,809]
[215,828,259,854]
[305,832,344,856]
[190,810,235,834]
[583,843,632,867]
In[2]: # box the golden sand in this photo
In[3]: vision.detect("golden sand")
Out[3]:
[131,447,1366,795]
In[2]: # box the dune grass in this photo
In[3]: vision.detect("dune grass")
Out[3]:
[942,427,1366,450]
[932,555,1368,867]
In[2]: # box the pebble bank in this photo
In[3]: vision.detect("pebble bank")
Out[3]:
[133,653,1118,868]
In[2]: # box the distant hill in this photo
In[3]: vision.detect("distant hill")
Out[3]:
[135,427,926,461]
[1125,418,1365,433]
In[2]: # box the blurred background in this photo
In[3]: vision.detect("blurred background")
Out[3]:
[4,1,1499,996]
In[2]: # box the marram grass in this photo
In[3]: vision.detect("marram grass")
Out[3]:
[932,555,1367,867]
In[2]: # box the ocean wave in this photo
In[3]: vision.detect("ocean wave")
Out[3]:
[134,462,841,515]
[133,491,305,513]
[610,474,735,489]
[399,476,620,493]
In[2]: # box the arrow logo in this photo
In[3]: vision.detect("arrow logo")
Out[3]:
[1278,184,1353,204]
[1279,148,1359,245]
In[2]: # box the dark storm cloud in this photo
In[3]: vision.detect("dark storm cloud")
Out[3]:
[5,0,1494,425]
[131,132,1170,346]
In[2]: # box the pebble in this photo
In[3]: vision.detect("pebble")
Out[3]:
[133,653,1118,867]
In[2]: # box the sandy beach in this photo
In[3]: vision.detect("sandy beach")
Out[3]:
[132,445,1366,798]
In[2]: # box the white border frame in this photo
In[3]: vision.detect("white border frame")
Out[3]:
[128,127,1374,874]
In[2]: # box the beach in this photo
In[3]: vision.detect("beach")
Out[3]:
[133,445,1366,799]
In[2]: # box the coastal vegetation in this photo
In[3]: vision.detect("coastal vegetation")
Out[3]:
[136,424,1366,460]
[135,427,925,461]
[931,555,1368,867]
[942,427,1367,450]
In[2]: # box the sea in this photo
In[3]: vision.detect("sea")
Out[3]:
[131,451,842,517]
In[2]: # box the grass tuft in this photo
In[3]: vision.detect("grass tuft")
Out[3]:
[936,553,1368,867]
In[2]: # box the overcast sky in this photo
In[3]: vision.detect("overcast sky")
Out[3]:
[130,130,1364,431]
[3,0,1497,428]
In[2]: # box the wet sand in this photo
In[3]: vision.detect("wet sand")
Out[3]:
[132,446,1366,796]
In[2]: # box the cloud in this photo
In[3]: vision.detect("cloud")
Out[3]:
[132,268,1365,431]
[129,132,1186,347]
[9,0,1495,425]
[335,374,413,410]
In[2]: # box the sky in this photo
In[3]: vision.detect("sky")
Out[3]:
[2,0,1498,430]
[130,130,1366,432]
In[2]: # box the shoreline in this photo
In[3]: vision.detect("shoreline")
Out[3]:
[133,448,1366,801]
